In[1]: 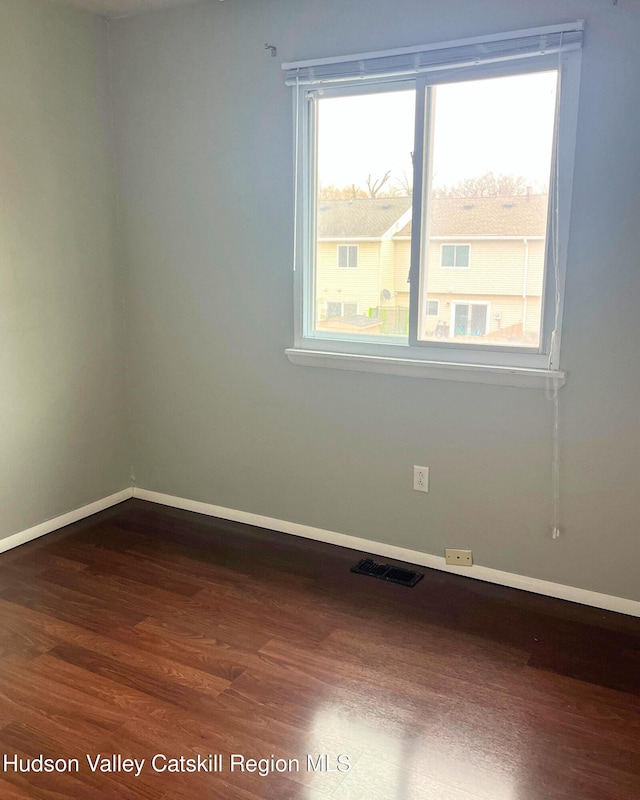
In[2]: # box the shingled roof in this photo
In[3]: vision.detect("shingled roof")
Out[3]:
[317,197,411,239]
[396,194,549,238]
[318,195,549,239]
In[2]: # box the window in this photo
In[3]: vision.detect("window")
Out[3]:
[451,302,489,337]
[441,245,470,269]
[343,302,358,317]
[325,301,358,319]
[337,245,358,269]
[426,300,439,316]
[284,22,583,385]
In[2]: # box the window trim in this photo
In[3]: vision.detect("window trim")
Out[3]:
[325,301,344,319]
[343,301,359,317]
[285,348,565,389]
[449,301,491,339]
[337,244,358,269]
[440,243,471,270]
[324,300,359,319]
[288,25,583,385]
[426,299,439,317]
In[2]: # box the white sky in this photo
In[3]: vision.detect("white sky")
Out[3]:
[317,71,558,193]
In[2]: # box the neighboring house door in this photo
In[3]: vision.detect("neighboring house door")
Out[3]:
[452,303,489,337]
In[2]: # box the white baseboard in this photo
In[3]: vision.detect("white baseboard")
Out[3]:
[0,487,134,556]
[133,488,640,618]
[5,485,637,619]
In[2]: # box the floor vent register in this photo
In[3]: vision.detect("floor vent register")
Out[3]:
[350,558,424,587]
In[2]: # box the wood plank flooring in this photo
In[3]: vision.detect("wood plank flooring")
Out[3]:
[0,498,638,799]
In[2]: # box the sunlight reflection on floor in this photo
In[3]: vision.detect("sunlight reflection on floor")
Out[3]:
[305,704,520,799]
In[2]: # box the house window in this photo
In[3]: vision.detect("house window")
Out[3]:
[326,301,358,319]
[343,302,358,317]
[337,245,358,269]
[451,302,489,337]
[441,245,470,269]
[284,22,583,383]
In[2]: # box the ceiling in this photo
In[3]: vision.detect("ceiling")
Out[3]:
[48,0,209,18]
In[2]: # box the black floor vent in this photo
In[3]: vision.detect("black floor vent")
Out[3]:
[351,558,423,587]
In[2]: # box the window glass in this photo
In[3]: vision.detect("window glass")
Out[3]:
[290,28,582,377]
[314,89,415,338]
[441,245,470,268]
[419,71,557,348]
[337,245,358,269]
[426,300,439,316]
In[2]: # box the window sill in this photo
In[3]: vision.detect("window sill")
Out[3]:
[285,348,565,389]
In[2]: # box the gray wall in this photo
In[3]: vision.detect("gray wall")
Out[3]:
[0,0,129,538]
[109,0,640,601]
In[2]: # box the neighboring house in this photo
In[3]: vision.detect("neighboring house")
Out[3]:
[316,194,548,344]
[316,198,412,333]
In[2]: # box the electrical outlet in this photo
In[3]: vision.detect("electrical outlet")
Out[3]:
[413,466,429,493]
[445,548,473,566]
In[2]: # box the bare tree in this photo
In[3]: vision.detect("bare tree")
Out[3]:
[318,183,367,200]
[319,170,414,200]
[432,172,530,198]
[366,171,392,198]
[394,171,413,198]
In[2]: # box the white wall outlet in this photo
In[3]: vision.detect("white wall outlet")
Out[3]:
[413,466,429,492]
[445,548,473,566]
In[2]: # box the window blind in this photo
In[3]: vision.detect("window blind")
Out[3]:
[283,21,583,86]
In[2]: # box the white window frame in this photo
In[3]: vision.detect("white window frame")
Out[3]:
[343,301,359,317]
[450,301,491,339]
[325,301,343,319]
[337,244,358,269]
[285,23,583,388]
[426,299,439,317]
[440,244,470,270]
[324,300,359,318]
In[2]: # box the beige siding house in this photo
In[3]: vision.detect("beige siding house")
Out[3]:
[316,195,549,344]
[316,198,412,334]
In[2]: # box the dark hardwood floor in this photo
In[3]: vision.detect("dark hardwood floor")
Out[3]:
[0,498,638,799]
